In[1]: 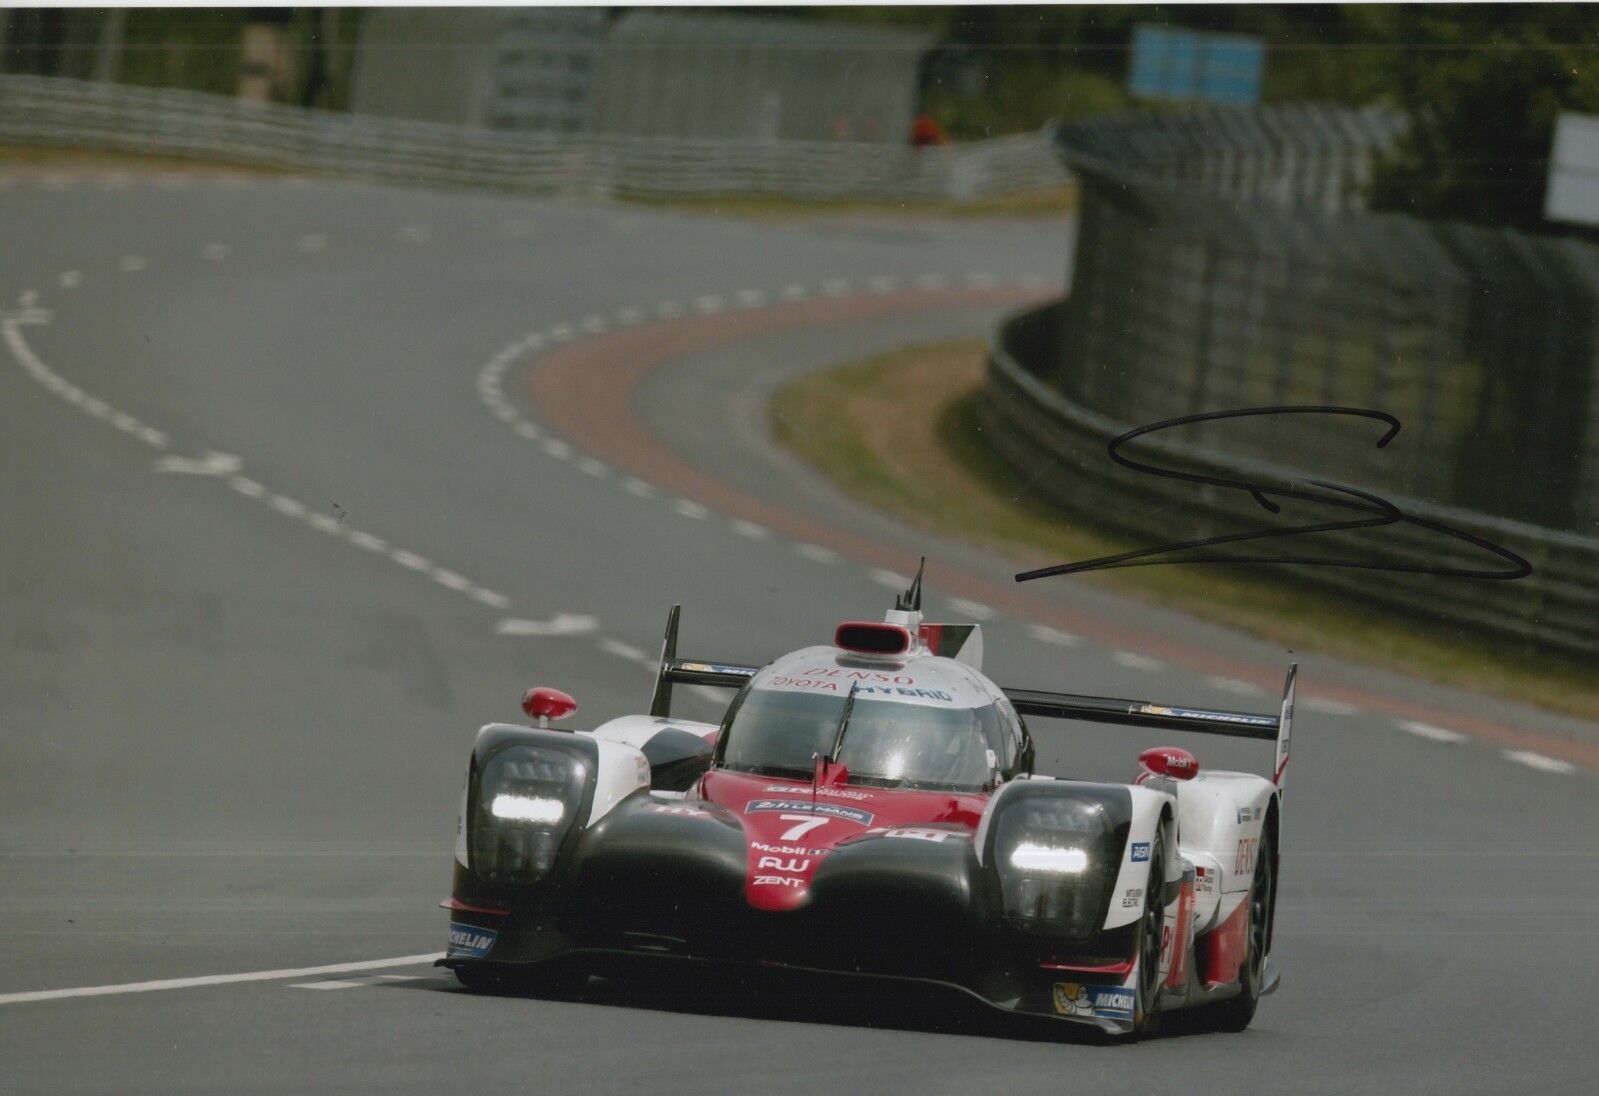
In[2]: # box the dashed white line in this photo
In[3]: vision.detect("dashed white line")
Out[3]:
[515,421,542,440]
[735,289,767,307]
[471,588,511,610]
[694,294,725,313]
[431,569,473,592]
[674,499,710,520]
[1398,720,1467,744]
[305,514,343,534]
[0,954,443,1006]
[1304,697,1362,716]
[391,550,431,571]
[622,477,655,498]
[269,496,306,518]
[1502,750,1575,774]
[730,519,769,540]
[869,569,910,590]
[795,543,839,564]
[821,278,851,296]
[549,324,574,342]
[1111,650,1164,671]
[1206,676,1265,697]
[1026,623,1081,646]
[346,531,389,553]
[600,638,649,664]
[118,255,147,273]
[580,315,608,334]
[781,284,807,300]
[616,306,645,325]
[948,598,995,621]
[655,301,683,318]
[227,476,267,498]
[58,271,82,289]
[577,457,610,478]
[541,439,572,460]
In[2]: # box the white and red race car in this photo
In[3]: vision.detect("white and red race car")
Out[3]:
[442,568,1293,1038]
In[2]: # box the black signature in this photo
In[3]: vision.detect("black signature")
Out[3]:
[1014,406,1532,583]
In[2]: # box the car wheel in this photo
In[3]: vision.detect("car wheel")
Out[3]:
[1130,831,1167,1039]
[1208,824,1275,1032]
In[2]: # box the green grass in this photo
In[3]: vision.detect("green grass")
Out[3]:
[770,340,1599,721]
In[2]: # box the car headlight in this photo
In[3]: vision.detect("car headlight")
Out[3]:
[470,745,587,885]
[994,795,1117,938]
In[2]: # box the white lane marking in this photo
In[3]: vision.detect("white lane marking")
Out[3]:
[622,477,655,498]
[346,530,389,553]
[735,289,767,307]
[1027,623,1080,646]
[1205,676,1265,697]
[471,588,510,609]
[290,974,422,991]
[673,499,710,520]
[1503,750,1576,774]
[730,519,769,540]
[781,284,807,300]
[391,550,431,572]
[0,953,444,1007]
[577,457,610,478]
[432,568,472,591]
[152,450,242,477]
[542,439,572,460]
[867,275,900,293]
[795,543,839,564]
[515,422,542,440]
[203,242,232,261]
[270,495,307,518]
[616,305,645,326]
[1399,720,1467,744]
[58,271,82,289]
[1111,650,1164,671]
[599,638,649,664]
[580,315,608,334]
[496,614,598,638]
[549,324,575,342]
[294,234,328,253]
[948,598,995,621]
[694,294,725,313]
[655,301,683,318]
[119,255,147,273]
[3,315,166,450]
[306,513,342,534]
[399,224,432,243]
[869,569,910,590]
[1304,697,1362,716]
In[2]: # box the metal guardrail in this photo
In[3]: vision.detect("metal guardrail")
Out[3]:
[981,302,1599,659]
[0,74,1070,203]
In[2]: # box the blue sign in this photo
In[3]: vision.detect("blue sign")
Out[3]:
[1129,25,1264,104]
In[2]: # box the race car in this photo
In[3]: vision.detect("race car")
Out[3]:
[441,566,1293,1038]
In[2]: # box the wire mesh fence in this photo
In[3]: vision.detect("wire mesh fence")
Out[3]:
[982,105,1599,657]
[0,74,1070,204]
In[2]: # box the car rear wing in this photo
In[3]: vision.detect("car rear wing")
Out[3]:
[648,605,760,718]
[1004,663,1297,791]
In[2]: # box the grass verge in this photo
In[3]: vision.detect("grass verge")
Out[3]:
[769,340,1599,721]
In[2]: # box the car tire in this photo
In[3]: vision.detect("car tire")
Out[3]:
[1205,824,1275,1033]
[1129,830,1167,1039]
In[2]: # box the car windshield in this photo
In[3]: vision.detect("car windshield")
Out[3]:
[719,686,1000,791]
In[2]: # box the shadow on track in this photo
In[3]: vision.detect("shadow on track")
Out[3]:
[386,960,1231,1046]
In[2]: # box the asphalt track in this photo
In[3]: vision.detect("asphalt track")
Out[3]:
[1,168,1595,1094]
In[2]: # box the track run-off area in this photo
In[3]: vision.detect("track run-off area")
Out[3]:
[2,168,1595,1094]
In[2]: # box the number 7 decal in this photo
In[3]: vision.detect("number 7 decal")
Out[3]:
[778,814,829,841]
